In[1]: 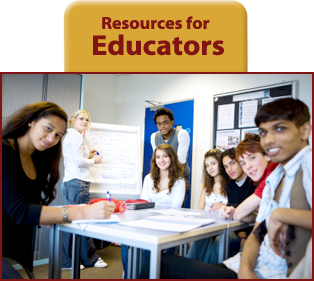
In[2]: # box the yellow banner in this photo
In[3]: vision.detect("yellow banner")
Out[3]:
[65,1,247,72]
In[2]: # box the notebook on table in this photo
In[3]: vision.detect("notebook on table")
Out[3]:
[125,199,155,210]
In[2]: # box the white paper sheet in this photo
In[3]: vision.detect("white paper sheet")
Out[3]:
[148,209,202,216]
[217,103,235,129]
[239,100,258,128]
[145,215,215,226]
[72,214,121,224]
[119,219,201,233]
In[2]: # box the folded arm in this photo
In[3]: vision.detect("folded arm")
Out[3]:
[268,208,312,257]
[233,194,261,222]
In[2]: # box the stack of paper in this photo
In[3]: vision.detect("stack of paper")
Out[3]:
[119,215,215,233]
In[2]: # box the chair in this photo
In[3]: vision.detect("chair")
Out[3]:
[2,257,34,279]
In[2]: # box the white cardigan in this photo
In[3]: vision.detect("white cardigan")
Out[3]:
[141,174,186,208]
[62,128,95,183]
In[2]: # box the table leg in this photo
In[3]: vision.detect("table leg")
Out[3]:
[179,244,183,256]
[183,243,188,257]
[224,227,230,260]
[132,248,141,279]
[71,234,81,279]
[48,224,55,279]
[127,246,133,279]
[138,248,143,275]
[52,225,63,279]
[218,229,226,263]
[149,246,161,279]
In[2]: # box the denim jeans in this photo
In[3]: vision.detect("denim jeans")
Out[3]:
[121,246,176,279]
[61,179,99,268]
[186,232,240,264]
[121,245,151,279]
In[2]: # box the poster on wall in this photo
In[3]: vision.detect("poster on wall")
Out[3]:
[217,103,235,130]
[238,100,258,128]
[241,128,259,140]
[216,130,240,151]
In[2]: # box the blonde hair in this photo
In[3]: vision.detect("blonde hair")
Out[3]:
[69,109,91,130]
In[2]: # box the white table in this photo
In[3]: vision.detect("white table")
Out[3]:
[48,207,248,279]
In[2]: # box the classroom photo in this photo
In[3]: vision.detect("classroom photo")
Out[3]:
[2,73,312,279]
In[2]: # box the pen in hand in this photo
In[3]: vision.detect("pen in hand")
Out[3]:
[106,191,111,202]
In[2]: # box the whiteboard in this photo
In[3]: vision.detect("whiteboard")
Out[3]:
[85,123,142,199]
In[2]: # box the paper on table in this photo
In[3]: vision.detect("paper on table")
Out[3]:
[148,209,202,216]
[119,219,201,233]
[119,216,215,233]
[72,214,121,224]
[145,215,215,226]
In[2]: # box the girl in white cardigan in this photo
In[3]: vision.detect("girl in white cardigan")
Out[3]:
[121,144,187,278]
[141,143,187,208]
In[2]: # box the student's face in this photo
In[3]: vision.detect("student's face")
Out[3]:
[155,149,171,170]
[29,115,66,151]
[205,156,220,178]
[73,113,90,133]
[259,119,311,167]
[222,156,245,182]
[156,115,174,138]
[238,152,269,182]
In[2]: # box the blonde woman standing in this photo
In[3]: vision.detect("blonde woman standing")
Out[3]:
[61,109,107,270]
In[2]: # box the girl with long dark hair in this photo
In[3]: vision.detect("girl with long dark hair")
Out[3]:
[197,149,229,212]
[2,102,115,273]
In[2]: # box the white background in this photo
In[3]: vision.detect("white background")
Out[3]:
[0,0,313,72]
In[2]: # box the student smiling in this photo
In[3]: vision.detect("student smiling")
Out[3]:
[2,102,115,274]
[185,149,229,264]
[121,144,187,278]
[219,133,279,223]
[197,149,229,212]
[141,97,312,279]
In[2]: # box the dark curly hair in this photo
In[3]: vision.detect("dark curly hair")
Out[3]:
[220,148,237,178]
[153,108,174,124]
[202,149,229,197]
[2,101,68,205]
[150,144,187,194]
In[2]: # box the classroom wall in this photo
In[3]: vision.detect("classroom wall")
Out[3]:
[83,74,118,124]
[114,74,312,209]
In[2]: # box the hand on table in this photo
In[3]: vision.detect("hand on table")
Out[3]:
[219,206,235,220]
[209,202,226,212]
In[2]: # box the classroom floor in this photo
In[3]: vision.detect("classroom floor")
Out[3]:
[17,245,124,279]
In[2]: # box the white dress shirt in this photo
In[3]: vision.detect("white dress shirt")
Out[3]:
[223,146,312,279]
